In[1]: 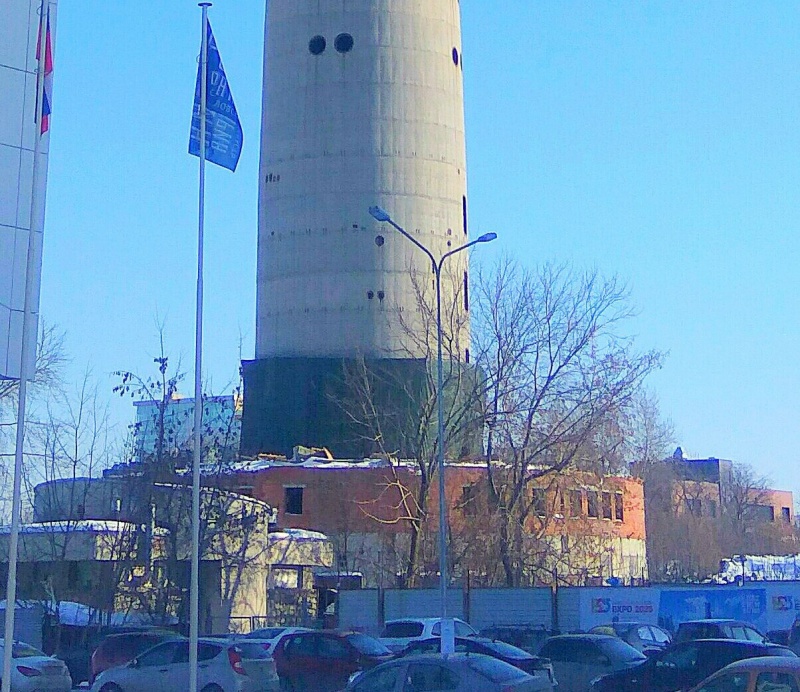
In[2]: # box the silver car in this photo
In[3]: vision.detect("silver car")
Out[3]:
[89,637,279,692]
[342,652,553,691]
[0,639,71,692]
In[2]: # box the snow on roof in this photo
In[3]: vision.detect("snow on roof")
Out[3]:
[0,521,169,537]
[269,528,329,542]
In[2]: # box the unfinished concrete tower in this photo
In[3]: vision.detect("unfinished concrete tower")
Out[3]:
[242,0,472,456]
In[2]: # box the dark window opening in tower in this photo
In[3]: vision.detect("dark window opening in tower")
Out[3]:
[367,291,374,300]
[285,487,304,515]
[465,348,470,363]
[462,195,468,235]
[452,47,459,66]
[463,271,469,312]
[335,33,354,53]
[375,235,385,247]
[309,35,326,55]
[377,290,385,301]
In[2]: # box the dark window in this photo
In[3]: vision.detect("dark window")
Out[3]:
[587,491,599,518]
[685,498,702,516]
[570,490,583,517]
[137,642,181,667]
[532,488,546,517]
[405,663,459,691]
[614,493,624,521]
[462,195,468,235]
[708,500,718,518]
[783,507,792,523]
[318,636,349,660]
[375,235,384,247]
[602,492,612,520]
[353,665,404,692]
[377,290,385,301]
[380,622,424,638]
[466,655,527,683]
[465,348,470,363]
[463,271,469,311]
[748,504,775,522]
[346,633,391,656]
[309,35,326,55]
[284,634,315,657]
[696,671,749,692]
[367,291,374,300]
[755,672,800,692]
[452,47,459,65]
[461,484,478,516]
[285,487,304,515]
[335,33,354,53]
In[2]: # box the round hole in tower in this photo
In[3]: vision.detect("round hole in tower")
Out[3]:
[377,291,385,301]
[447,240,452,247]
[367,291,374,300]
[335,33,354,53]
[452,47,459,65]
[309,35,326,55]
[375,235,385,247]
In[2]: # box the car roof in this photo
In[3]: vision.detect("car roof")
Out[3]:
[722,656,800,671]
[385,618,466,624]
[680,619,749,625]
[546,634,618,642]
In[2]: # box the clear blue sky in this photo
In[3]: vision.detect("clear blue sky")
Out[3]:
[43,1,800,491]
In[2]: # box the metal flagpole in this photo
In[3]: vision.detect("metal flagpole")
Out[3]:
[189,4,211,692]
[2,3,48,690]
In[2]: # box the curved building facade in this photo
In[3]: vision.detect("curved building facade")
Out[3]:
[243,0,474,456]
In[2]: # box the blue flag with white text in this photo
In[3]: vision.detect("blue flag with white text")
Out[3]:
[189,22,243,172]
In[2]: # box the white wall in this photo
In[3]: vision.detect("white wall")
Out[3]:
[0,0,55,378]
[257,0,469,360]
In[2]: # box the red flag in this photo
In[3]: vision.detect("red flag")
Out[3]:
[35,6,53,134]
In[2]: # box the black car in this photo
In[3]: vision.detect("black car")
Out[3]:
[589,639,796,691]
[402,636,555,682]
[589,622,672,655]
[673,619,767,644]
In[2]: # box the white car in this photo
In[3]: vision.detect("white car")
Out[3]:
[0,639,72,692]
[379,618,478,653]
[89,637,279,692]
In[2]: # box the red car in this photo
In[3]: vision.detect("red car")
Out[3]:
[89,630,181,684]
[272,630,394,692]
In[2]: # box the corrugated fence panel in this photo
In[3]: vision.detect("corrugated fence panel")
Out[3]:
[469,588,553,629]
[384,589,464,621]
[338,589,381,635]
[555,588,583,633]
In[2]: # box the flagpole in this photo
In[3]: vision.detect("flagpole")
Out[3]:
[2,3,48,690]
[189,4,210,692]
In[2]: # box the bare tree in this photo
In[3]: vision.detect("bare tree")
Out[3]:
[474,261,663,586]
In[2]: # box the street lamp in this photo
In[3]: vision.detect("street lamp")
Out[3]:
[369,205,496,632]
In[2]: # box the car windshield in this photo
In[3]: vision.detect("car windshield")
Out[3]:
[468,656,528,682]
[347,633,391,656]
[598,638,647,663]
[481,640,530,659]
[7,642,46,658]
[381,622,424,638]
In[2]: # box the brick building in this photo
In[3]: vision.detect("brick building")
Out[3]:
[223,453,647,588]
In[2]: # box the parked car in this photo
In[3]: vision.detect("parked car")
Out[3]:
[89,629,182,684]
[272,629,393,692]
[0,639,72,692]
[243,626,310,642]
[588,639,796,692]
[89,637,280,692]
[589,622,672,655]
[688,655,800,692]
[479,626,552,655]
[379,618,477,653]
[401,636,556,686]
[674,619,768,644]
[340,652,553,691]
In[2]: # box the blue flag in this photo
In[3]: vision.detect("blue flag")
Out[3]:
[189,21,243,172]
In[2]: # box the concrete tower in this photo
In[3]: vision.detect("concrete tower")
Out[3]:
[242,0,472,456]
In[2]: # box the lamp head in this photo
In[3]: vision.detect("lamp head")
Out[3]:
[369,206,391,223]
[476,232,498,243]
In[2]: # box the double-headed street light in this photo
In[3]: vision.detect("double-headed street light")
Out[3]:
[369,205,496,634]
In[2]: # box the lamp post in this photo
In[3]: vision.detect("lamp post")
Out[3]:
[369,205,496,628]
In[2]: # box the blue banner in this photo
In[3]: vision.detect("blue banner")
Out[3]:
[658,588,768,633]
[189,21,243,172]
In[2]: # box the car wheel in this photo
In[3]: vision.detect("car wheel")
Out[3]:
[100,684,124,692]
[200,686,224,692]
